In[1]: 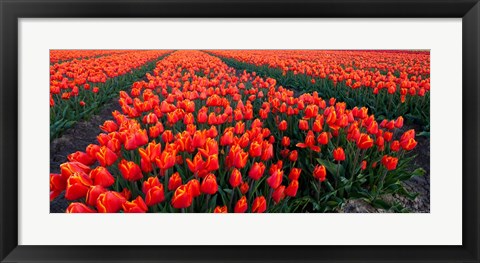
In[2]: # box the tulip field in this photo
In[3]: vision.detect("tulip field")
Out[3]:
[50,50,430,213]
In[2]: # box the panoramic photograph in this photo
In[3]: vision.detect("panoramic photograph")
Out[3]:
[49,50,430,213]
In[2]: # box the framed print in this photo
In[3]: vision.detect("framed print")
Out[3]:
[1,0,479,262]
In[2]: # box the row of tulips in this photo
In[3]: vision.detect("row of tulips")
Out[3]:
[50,50,172,139]
[208,50,430,127]
[51,50,424,213]
[50,50,129,64]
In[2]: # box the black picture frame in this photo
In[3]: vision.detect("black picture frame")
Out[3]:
[1,0,479,262]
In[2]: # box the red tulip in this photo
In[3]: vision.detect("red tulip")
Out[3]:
[214,206,228,213]
[86,185,107,207]
[123,196,148,213]
[382,155,398,171]
[313,165,327,182]
[60,161,91,180]
[65,172,93,200]
[50,173,66,201]
[357,133,374,150]
[95,146,118,167]
[96,191,126,213]
[288,168,302,181]
[248,162,266,180]
[171,184,193,209]
[201,173,218,195]
[67,151,96,166]
[168,172,183,191]
[285,180,299,197]
[229,168,243,188]
[145,185,165,206]
[266,169,283,189]
[66,203,96,213]
[252,196,267,213]
[119,160,143,181]
[187,179,201,198]
[234,196,248,213]
[89,166,115,187]
[272,185,286,203]
[333,147,345,162]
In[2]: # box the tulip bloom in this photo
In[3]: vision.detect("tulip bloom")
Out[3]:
[248,162,266,180]
[86,185,107,207]
[67,151,96,166]
[60,161,91,180]
[66,203,96,213]
[119,160,143,181]
[288,168,302,181]
[145,185,165,206]
[234,196,248,213]
[187,179,201,198]
[252,196,267,213]
[171,184,193,209]
[357,133,374,150]
[142,176,161,195]
[89,166,115,187]
[289,150,298,162]
[214,206,228,213]
[201,173,218,195]
[313,165,327,182]
[240,182,249,195]
[381,155,398,171]
[317,132,329,145]
[298,119,309,131]
[123,196,148,213]
[278,120,288,131]
[96,191,126,213]
[333,147,346,162]
[285,180,299,197]
[95,146,118,167]
[168,172,183,191]
[266,169,283,189]
[50,173,66,201]
[272,185,286,204]
[65,172,93,200]
[229,168,243,188]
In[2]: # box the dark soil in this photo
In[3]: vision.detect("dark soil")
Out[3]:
[50,99,122,213]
